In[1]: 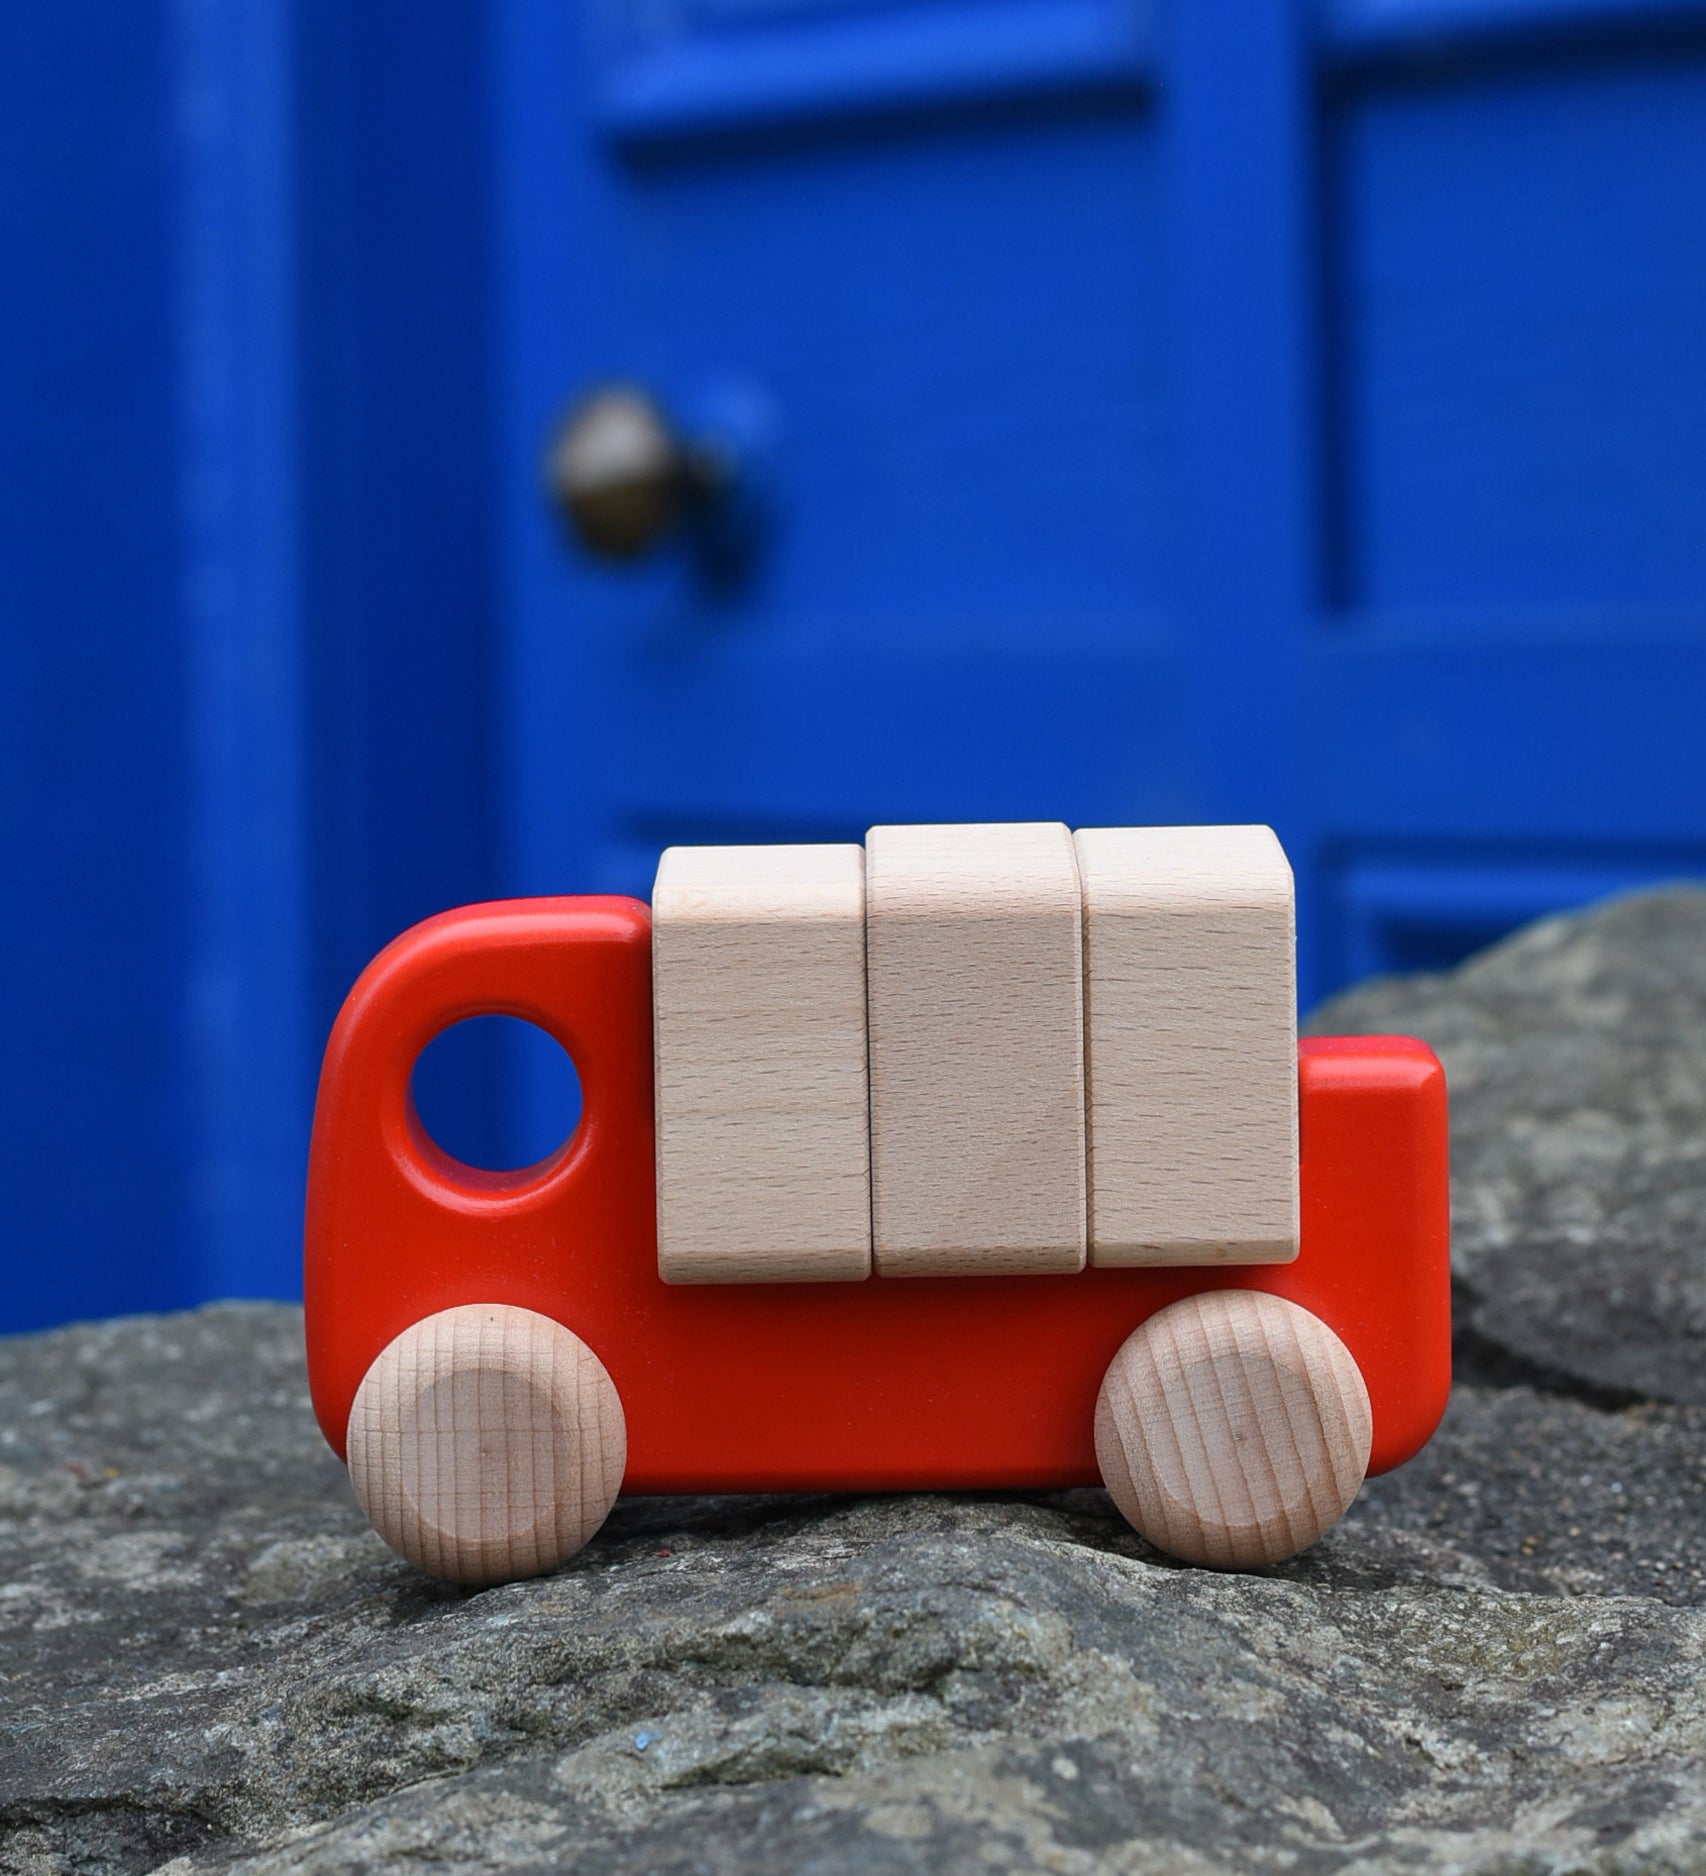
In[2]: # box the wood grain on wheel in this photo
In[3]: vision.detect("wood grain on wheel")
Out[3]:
[1095,1291,1371,1569]
[347,1304,626,1586]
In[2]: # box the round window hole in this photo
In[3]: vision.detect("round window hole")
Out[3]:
[410,1015,583,1173]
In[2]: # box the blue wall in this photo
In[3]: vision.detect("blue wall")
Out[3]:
[5,0,1705,1331]
[2,8,190,1322]
[0,2,498,1331]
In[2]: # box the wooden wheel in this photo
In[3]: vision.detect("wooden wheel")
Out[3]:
[1094,1291,1372,1569]
[346,1304,626,1586]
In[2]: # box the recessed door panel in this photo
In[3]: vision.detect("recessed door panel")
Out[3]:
[503,3,1176,908]
[501,0,1706,1009]
[1330,54,1706,610]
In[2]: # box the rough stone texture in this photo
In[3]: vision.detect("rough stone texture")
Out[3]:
[1306,886,1706,1408]
[6,888,1706,1874]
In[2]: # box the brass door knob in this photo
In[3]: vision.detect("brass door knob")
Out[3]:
[545,386,729,561]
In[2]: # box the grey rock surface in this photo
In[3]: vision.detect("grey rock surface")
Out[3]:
[5,888,1706,1874]
[1305,886,1706,1407]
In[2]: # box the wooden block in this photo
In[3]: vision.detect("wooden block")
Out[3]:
[653,843,871,1284]
[865,821,1085,1276]
[347,1304,626,1586]
[1094,1291,1372,1568]
[1075,824,1298,1266]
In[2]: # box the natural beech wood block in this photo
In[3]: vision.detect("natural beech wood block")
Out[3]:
[1075,824,1298,1266]
[653,842,871,1284]
[865,821,1085,1276]
[1095,1291,1371,1569]
[347,1304,626,1586]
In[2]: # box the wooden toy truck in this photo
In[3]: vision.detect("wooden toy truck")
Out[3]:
[305,825,1450,1585]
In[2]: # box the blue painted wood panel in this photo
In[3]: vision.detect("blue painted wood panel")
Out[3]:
[500,0,1706,1042]
[1331,52,1706,608]
[601,0,1155,140]
[1311,25,1706,989]
[10,0,1706,1330]
[498,20,1182,912]
[1,4,193,1327]
[0,0,500,1331]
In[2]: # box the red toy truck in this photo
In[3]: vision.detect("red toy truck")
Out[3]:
[305,838,1450,1588]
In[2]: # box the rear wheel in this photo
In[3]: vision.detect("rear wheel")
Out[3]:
[1094,1291,1371,1569]
[346,1303,626,1585]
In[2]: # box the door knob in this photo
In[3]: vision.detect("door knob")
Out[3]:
[545,386,729,561]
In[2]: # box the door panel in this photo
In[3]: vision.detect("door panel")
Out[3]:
[1310,23,1706,991]
[502,4,1182,916]
[596,636,1191,879]
[1331,53,1706,609]
[1308,635,1706,842]
[600,0,1154,143]
[499,0,1706,1035]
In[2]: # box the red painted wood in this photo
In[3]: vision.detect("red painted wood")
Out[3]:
[305,896,1451,1491]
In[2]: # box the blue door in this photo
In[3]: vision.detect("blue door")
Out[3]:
[7,0,1704,1332]
[487,3,1704,1028]
[498,0,1706,1019]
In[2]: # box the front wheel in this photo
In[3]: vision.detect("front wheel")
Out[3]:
[1094,1291,1372,1570]
[346,1303,626,1585]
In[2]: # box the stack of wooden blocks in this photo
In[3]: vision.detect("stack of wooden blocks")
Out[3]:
[652,822,1299,1284]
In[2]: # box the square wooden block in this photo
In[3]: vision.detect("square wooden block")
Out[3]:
[653,844,871,1284]
[865,822,1086,1277]
[1075,824,1298,1266]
